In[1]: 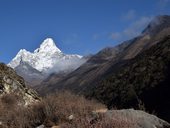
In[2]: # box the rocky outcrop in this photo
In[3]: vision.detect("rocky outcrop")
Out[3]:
[105,109,170,128]
[0,63,39,105]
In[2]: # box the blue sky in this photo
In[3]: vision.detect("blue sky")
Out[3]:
[0,0,170,63]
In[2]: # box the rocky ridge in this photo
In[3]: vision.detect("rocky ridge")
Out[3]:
[0,63,39,105]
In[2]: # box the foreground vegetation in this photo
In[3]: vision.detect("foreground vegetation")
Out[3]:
[0,91,136,128]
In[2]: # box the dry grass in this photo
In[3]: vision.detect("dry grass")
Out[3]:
[0,91,137,128]
[60,114,136,128]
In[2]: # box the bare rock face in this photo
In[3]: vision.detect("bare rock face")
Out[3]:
[0,63,39,105]
[105,109,170,128]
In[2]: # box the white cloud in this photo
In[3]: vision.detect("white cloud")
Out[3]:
[62,33,79,45]
[92,34,100,40]
[123,16,153,38]
[122,10,136,21]
[47,57,87,74]
[109,16,153,41]
[109,32,121,40]
[157,0,170,9]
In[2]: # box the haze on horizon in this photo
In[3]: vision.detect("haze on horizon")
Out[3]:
[0,0,170,63]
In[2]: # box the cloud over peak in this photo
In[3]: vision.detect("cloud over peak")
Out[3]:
[110,15,153,41]
[122,10,136,21]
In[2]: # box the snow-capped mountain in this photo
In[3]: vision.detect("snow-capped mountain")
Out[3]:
[8,38,86,74]
[8,38,87,86]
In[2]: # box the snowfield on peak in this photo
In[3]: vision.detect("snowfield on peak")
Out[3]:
[8,38,86,74]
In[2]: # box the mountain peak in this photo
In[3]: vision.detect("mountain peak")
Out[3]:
[40,38,56,48]
[149,15,170,27]
[34,38,62,53]
[8,38,86,73]
[142,15,170,35]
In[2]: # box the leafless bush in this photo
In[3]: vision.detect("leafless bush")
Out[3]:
[60,113,136,128]
[0,91,136,128]
[0,93,23,108]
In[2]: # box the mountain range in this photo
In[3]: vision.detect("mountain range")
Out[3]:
[7,15,170,123]
[37,15,170,94]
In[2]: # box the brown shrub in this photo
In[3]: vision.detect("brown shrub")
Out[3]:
[34,91,106,126]
[60,113,136,128]
[0,93,22,108]
[0,91,136,128]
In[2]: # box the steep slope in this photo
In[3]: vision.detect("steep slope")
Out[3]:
[8,38,87,86]
[121,15,170,60]
[40,15,170,94]
[15,60,45,86]
[38,40,130,94]
[90,36,170,122]
[0,63,39,105]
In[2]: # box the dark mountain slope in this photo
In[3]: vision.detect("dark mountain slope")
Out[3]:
[121,15,170,60]
[90,36,170,122]
[38,40,130,94]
